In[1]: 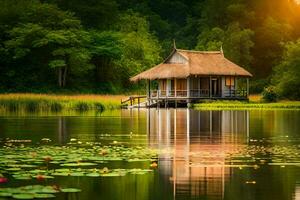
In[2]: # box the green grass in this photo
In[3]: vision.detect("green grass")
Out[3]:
[193,101,300,110]
[0,93,125,113]
[193,94,300,110]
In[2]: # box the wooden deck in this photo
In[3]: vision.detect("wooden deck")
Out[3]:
[121,89,248,108]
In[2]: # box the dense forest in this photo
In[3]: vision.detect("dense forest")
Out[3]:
[0,0,300,98]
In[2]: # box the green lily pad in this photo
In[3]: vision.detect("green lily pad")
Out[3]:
[6,168,22,171]
[34,193,55,198]
[37,187,59,194]
[13,175,32,180]
[51,172,70,176]
[101,172,125,177]
[60,188,81,193]
[70,172,85,177]
[12,194,35,199]
[0,192,12,197]
[127,159,151,162]
[54,168,71,172]
[86,172,100,177]
[60,162,97,167]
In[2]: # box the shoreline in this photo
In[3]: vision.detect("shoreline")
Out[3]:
[0,93,300,112]
[192,101,300,110]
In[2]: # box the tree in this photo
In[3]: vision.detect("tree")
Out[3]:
[253,17,292,77]
[195,23,254,70]
[88,31,122,85]
[45,0,119,29]
[272,39,300,99]
[114,11,162,89]
[195,27,225,51]
[224,23,254,70]
[5,3,92,88]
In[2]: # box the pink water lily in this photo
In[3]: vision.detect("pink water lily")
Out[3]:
[0,177,8,184]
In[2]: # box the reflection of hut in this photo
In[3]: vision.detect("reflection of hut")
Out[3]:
[131,47,252,107]
[147,109,249,199]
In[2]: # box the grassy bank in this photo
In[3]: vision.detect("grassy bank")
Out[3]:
[0,93,125,112]
[193,95,300,110]
[193,101,300,110]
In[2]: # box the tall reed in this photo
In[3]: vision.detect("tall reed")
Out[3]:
[0,93,124,113]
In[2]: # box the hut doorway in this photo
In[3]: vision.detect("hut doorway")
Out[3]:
[211,78,221,97]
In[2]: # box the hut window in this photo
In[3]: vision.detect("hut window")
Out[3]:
[225,77,235,87]
[176,79,187,91]
[159,80,167,91]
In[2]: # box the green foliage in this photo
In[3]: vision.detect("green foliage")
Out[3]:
[4,3,93,88]
[250,79,269,93]
[253,17,292,77]
[47,0,119,29]
[195,27,225,51]
[262,86,278,102]
[113,11,161,88]
[0,0,300,94]
[272,39,300,100]
[195,23,254,70]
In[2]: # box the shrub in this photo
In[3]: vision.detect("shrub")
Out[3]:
[94,102,105,112]
[50,102,63,112]
[262,86,278,102]
[25,101,39,112]
[74,102,90,111]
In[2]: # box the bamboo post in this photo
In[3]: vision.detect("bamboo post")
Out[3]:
[209,76,212,98]
[174,78,177,97]
[229,77,232,97]
[198,77,201,97]
[187,77,190,98]
[247,78,249,98]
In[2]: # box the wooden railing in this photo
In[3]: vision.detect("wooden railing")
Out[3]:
[224,89,247,98]
[121,96,147,106]
[150,89,248,98]
[190,89,210,97]
[151,90,187,98]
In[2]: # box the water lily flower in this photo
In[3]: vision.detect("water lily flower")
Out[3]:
[36,175,45,181]
[99,149,108,156]
[0,177,8,184]
[102,167,109,173]
[150,162,158,169]
[43,156,53,162]
[41,138,52,143]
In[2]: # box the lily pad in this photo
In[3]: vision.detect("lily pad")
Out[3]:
[60,162,97,167]
[34,193,55,198]
[60,188,81,193]
[51,172,70,176]
[70,172,85,177]
[0,192,12,197]
[13,175,32,180]
[127,159,151,162]
[86,172,100,177]
[12,194,35,200]
[101,172,125,177]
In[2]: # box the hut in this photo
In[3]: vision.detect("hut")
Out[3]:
[130,47,252,106]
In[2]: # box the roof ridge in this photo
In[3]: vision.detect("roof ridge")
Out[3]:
[176,49,221,54]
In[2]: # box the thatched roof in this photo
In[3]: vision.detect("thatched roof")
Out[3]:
[130,48,252,82]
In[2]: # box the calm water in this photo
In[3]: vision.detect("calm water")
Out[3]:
[0,109,300,200]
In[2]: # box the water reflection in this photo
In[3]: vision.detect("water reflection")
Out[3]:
[146,109,249,200]
[1,109,300,200]
[147,109,249,146]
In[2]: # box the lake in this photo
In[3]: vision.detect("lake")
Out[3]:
[0,108,300,200]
